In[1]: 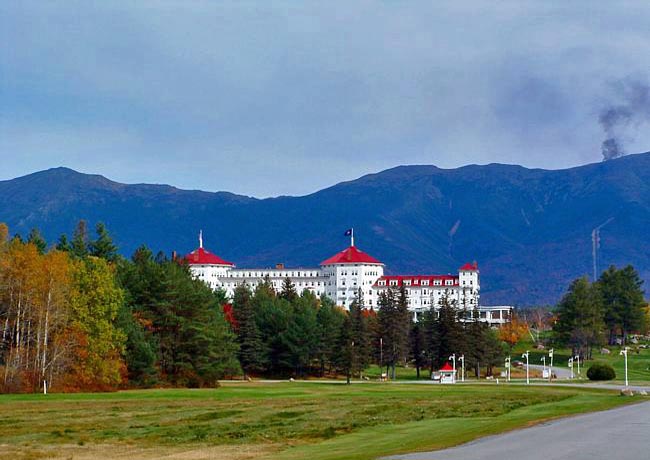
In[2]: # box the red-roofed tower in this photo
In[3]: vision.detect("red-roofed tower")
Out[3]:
[184,231,234,290]
[320,232,384,309]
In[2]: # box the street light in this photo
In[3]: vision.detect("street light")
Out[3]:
[620,347,629,387]
[522,351,530,384]
[548,348,554,382]
[449,353,456,383]
[568,357,574,379]
[505,356,511,382]
[574,355,580,379]
[459,354,465,382]
[379,337,383,377]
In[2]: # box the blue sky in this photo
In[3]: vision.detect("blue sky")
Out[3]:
[2,1,650,197]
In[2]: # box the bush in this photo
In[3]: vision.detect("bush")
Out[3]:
[586,362,616,381]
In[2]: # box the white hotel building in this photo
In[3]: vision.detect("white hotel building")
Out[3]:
[184,234,510,325]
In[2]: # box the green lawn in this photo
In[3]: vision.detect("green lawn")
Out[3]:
[0,382,641,460]
[512,339,650,384]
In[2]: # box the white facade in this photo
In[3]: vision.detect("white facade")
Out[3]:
[321,263,384,308]
[185,236,508,325]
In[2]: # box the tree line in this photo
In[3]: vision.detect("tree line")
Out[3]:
[0,222,239,392]
[2,221,506,392]
[230,278,504,381]
[553,266,648,358]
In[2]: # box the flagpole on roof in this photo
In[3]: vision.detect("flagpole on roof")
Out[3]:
[351,228,354,247]
[199,230,203,249]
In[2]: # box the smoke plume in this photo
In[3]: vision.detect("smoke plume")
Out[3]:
[599,79,650,161]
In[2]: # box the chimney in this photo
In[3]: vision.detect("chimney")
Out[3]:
[275,263,285,270]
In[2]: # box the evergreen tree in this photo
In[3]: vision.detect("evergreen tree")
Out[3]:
[279,276,298,302]
[89,222,118,262]
[409,320,427,379]
[118,249,240,386]
[116,303,157,386]
[232,283,265,378]
[394,285,412,370]
[335,314,354,384]
[348,289,371,376]
[377,290,396,375]
[316,296,345,375]
[278,291,319,376]
[553,277,604,358]
[56,234,71,252]
[598,265,645,345]
[71,220,89,258]
[27,228,47,254]
[431,295,463,368]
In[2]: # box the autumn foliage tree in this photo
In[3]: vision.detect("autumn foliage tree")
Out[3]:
[498,311,528,352]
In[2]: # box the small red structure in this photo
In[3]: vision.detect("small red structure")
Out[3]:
[432,362,456,384]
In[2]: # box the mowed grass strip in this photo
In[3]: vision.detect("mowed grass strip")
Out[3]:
[0,382,638,460]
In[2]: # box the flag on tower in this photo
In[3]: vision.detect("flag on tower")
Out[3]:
[344,228,354,246]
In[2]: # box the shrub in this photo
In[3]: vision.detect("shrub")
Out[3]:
[587,362,616,381]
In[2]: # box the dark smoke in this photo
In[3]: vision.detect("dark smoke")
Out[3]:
[599,79,650,161]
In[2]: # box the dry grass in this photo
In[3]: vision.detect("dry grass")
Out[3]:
[0,382,634,460]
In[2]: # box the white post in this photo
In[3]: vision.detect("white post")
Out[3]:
[449,354,456,383]
[459,354,465,382]
[505,356,511,382]
[574,355,580,379]
[541,356,546,376]
[568,358,574,379]
[522,351,529,384]
[620,347,629,387]
[43,380,47,395]
[548,348,554,382]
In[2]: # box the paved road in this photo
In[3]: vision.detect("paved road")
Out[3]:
[385,401,650,460]
[528,363,573,379]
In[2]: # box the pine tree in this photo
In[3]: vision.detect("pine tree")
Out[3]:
[598,265,645,345]
[27,228,47,254]
[88,222,118,262]
[71,220,89,258]
[553,277,604,358]
[56,234,71,252]
[278,292,319,376]
[431,294,463,369]
[279,276,298,302]
[232,283,265,378]
[348,288,371,376]
[409,320,427,379]
[316,296,345,375]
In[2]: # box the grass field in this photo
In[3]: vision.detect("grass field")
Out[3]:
[0,382,642,460]
[512,340,650,384]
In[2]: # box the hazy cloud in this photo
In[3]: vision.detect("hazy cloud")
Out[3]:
[2,1,650,196]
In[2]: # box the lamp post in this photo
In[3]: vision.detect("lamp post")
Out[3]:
[574,355,580,379]
[379,337,383,377]
[548,348,554,382]
[540,356,546,377]
[505,356,511,382]
[568,357,574,379]
[522,351,530,384]
[620,347,629,387]
[449,353,456,383]
[459,354,465,382]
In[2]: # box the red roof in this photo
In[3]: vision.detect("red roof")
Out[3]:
[184,247,234,266]
[439,362,455,372]
[459,261,479,271]
[320,246,382,265]
[374,275,459,287]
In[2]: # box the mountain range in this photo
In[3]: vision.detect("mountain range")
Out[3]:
[1,153,649,306]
